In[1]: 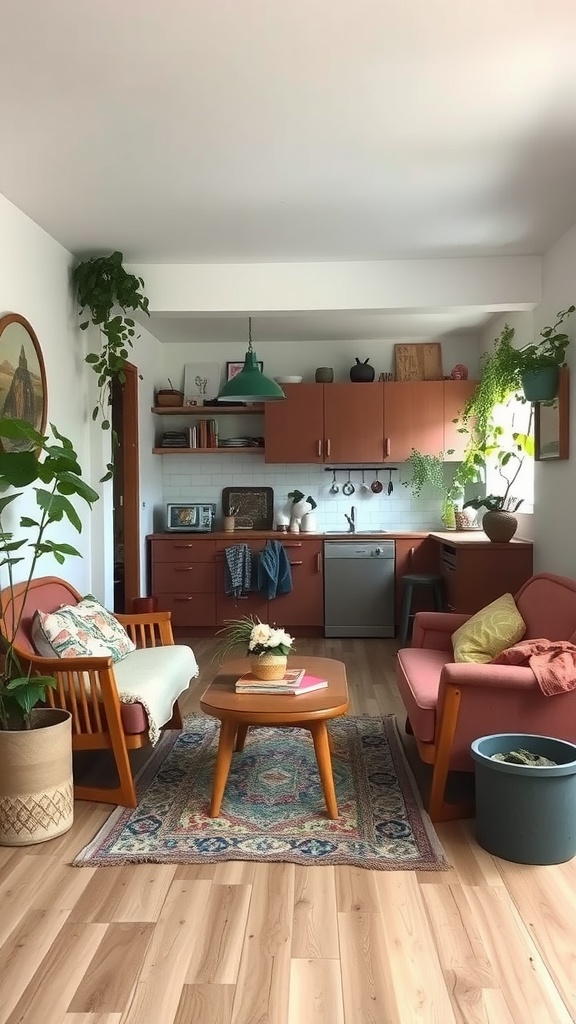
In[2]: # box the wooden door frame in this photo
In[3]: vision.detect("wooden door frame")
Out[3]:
[117,362,140,609]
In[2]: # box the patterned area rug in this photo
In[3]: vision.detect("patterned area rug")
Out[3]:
[73,714,448,870]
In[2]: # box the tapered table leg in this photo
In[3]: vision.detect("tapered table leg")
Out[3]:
[209,717,237,817]
[235,723,249,752]
[310,721,339,819]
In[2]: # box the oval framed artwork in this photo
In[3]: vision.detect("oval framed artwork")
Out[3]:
[0,313,47,452]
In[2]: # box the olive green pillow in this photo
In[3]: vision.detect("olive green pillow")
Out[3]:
[452,593,526,664]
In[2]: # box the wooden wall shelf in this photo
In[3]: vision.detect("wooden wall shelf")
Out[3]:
[152,447,265,455]
[152,405,264,415]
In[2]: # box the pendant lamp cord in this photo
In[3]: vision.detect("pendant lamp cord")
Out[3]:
[248,316,253,352]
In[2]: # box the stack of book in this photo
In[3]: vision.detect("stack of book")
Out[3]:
[161,430,188,448]
[235,667,328,695]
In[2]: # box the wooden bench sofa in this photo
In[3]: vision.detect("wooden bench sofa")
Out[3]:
[0,576,199,807]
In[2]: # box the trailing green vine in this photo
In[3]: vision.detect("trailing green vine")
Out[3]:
[72,251,150,479]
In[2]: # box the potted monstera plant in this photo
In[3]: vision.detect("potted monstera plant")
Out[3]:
[0,418,98,845]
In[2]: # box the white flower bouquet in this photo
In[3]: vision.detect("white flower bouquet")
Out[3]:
[216,615,295,663]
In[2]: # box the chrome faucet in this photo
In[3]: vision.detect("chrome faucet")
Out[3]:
[344,506,356,533]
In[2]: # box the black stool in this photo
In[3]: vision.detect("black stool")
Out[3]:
[399,574,446,645]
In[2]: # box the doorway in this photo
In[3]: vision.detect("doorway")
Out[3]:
[111,362,140,612]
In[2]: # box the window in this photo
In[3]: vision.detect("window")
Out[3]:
[484,393,534,513]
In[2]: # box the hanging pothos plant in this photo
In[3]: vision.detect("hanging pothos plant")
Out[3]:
[72,251,150,479]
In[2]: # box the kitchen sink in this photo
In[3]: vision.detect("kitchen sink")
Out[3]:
[324,530,388,535]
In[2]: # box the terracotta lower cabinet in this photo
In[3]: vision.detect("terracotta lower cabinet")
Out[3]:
[394,537,440,625]
[149,536,324,632]
[437,538,533,614]
[150,537,217,628]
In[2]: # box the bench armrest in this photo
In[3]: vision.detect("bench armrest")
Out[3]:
[441,661,537,691]
[411,611,471,652]
[27,652,114,672]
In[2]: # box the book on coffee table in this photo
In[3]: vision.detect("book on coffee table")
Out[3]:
[235,669,328,695]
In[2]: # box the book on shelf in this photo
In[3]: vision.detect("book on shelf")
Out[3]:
[235,669,328,695]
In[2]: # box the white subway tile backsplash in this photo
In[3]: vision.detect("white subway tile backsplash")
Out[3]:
[160,454,446,531]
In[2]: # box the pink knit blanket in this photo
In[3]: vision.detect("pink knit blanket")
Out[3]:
[492,639,576,696]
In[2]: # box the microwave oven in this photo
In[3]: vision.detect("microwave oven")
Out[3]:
[166,503,215,532]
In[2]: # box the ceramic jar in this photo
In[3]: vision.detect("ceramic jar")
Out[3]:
[315,367,334,383]
[349,358,375,382]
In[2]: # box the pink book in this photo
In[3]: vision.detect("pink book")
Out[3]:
[235,674,328,695]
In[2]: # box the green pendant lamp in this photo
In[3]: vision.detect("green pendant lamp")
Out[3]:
[217,317,286,402]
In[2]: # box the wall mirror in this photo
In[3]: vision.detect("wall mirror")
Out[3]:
[0,312,47,452]
[534,367,569,461]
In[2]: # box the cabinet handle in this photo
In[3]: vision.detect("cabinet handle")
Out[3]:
[385,437,390,457]
[174,544,194,549]
[174,596,194,602]
[175,566,195,571]
[317,439,322,457]
[283,542,302,548]
[316,552,322,573]
[289,560,303,566]
[326,438,331,457]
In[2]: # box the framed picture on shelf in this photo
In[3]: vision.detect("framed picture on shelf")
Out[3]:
[183,362,220,405]
[226,360,263,380]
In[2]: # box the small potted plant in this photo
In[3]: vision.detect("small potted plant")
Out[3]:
[216,616,295,679]
[515,305,575,402]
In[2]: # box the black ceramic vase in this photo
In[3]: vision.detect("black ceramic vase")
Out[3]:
[349,357,375,382]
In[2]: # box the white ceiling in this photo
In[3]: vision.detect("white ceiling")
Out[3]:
[1,0,575,342]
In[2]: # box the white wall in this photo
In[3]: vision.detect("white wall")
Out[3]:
[0,192,165,603]
[0,193,96,594]
[530,223,576,574]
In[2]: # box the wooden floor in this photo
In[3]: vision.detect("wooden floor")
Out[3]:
[1,637,575,1024]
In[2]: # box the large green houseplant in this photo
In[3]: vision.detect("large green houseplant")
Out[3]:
[72,251,150,477]
[0,417,99,844]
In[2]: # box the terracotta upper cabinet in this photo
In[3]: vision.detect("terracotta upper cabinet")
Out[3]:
[383,381,444,462]
[265,382,384,464]
[264,384,325,463]
[323,383,384,463]
[443,380,477,461]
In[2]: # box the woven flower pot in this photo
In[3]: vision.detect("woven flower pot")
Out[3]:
[249,653,288,680]
[0,708,74,847]
[482,510,518,543]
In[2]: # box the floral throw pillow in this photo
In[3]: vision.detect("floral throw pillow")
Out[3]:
[31,596,136,662]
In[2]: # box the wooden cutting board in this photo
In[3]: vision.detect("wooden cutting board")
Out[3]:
[394,343,443,381]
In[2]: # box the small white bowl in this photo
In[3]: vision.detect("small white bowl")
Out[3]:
[274,375,303,384]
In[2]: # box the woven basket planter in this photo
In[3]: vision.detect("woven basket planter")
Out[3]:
[0,708,73,847]
[249,653,288,680]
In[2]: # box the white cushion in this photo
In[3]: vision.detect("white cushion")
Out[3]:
[113,644,199,743]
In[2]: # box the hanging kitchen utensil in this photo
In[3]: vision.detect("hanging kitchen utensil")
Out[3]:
[342,470,355,495]
[330,469,339,494]
[371,469,383,493]
[361,469,371,493]
[387,469,394,495]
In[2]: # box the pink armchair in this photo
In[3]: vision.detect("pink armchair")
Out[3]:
[396,573,576,821]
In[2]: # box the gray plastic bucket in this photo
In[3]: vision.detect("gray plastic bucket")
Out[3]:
[470,733,576,864]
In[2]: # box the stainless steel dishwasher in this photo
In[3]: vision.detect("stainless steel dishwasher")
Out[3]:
[324,540,395,637]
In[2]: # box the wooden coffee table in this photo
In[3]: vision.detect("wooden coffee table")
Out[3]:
[200,656,349,819]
